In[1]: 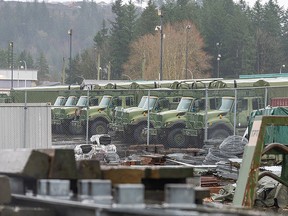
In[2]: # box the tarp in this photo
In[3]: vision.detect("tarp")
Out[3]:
[248,106,288,145]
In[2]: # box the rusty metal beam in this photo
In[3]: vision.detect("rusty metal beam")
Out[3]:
[233,116,288,208]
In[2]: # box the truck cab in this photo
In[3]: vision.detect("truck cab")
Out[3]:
[69,94,137,136]
[183,95,265,148]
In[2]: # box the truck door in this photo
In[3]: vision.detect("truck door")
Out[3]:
[236,98,249,128]
[234,97,264,128]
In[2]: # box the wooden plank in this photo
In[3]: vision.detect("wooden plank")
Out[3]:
[101,166,194,184]
[102,167,145,184]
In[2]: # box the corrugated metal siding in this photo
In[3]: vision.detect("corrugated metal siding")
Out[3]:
[0,103,51,149]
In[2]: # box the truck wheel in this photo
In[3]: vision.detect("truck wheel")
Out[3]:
[208,128,231,141]
[90,121,108,135]
[167,128,188,148]
[133,124,148,144]
[69,123,84,135]
[55,125,64,134]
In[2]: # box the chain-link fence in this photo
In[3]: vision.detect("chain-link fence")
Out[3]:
[7,84,288,149]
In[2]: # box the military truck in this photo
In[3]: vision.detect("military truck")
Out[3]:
[182,87,266,148]
[148,96,222,148]
[146,80,229,148]
[110,89,182,144]
[52,94,81,134]
[52,91,102,134]
[69,90,141,136]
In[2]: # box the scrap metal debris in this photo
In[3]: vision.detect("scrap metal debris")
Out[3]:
[74,134,120,163]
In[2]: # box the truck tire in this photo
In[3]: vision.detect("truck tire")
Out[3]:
[69,123,84,135]
[167,128,188,148]
[55,125,64,134]
[90,120,108,135]
[133,124,147,144]
[208,128,231,141]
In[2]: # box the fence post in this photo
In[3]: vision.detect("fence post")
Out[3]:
[204,87,208,142]
[146,90,150,145]
[85,89,90,144]
[23,90,28,148]
[233,88,237,135]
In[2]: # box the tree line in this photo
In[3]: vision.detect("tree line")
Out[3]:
[0,0,287,84]
[70,0,288,83]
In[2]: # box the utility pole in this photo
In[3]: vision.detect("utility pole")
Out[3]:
[9,41,14,90]
[68,29,72,81]
[185,25,191,79]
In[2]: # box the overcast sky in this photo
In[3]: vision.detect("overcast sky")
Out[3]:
[239,0,287,9]
[5,0,288,9]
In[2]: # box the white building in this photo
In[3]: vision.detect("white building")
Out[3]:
[0,69,38,91]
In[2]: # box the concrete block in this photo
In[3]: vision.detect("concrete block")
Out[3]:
[114,184,145,208]
[78,179,112,204]
[0,175,11,204]
[0,149,49,179]
[76,160,101,179]
[38,149,77,179]
[37,179,70,199]
[164,184,195,207]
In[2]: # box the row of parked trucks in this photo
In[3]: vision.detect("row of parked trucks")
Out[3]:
[48,77,288,148]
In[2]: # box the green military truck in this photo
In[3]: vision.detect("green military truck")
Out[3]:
[52,91,102,134]
[110,89,182,144]
[183,88,266,148]
[148,96,221,148]
[69,91,140,136]
[52,94,81,134]
[146,80,229,148]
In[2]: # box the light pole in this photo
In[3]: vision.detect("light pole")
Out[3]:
[158,9,163,81]
[20,60,27,87]
[20,60,27,70]
[216,42,221,78]
[280,64,285,74]
[185,25,191,79]
[9,41,14,90]
[68,29,72,80]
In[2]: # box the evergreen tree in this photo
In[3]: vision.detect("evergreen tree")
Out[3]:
[199,0,255,78]
[65,55,79,85]
[249,0,285,73]
[17,50,34,69]
[36,51,49,83]
[109,0,137,79]
[0,49,9,69]
[135,0,159,37]
[94,20,111,79]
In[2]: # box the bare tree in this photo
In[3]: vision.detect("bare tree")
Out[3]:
[123,21,212,80]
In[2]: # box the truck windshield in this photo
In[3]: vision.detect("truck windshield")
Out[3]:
[138,96,147,108]
[76,96,88,106]
[218,98,234,111]
[53,96,66,106]
[177,98,193,111]
[143,97,157,110]
[99,96,112,107]
[65,96,78,106]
